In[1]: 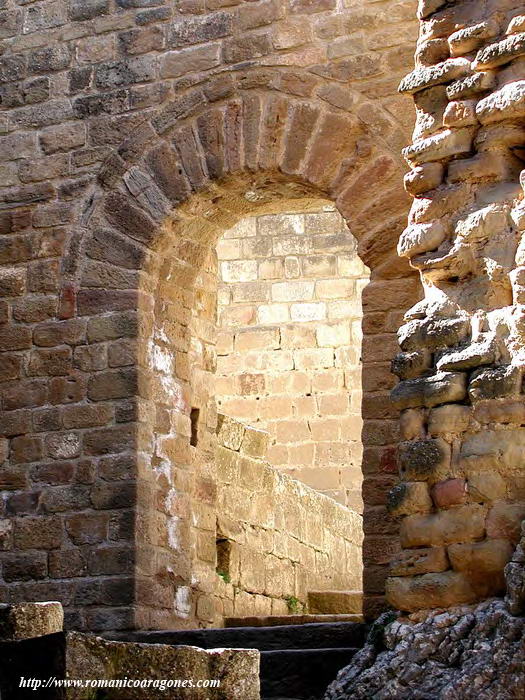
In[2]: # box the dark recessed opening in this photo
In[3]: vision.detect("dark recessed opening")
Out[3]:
[216,537,232,581]
[190,407,200,447]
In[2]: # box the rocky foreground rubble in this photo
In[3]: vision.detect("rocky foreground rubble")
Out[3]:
[325,600,525,699]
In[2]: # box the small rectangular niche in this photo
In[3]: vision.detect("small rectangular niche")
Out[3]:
[216,537,232,583]
[190,407,200,447]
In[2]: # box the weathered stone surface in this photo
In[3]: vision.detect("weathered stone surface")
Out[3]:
[468,365,522,401]
[391,371,467,409]
[398,317,470,352]
[0,602,63,641]
[402,128,473,166]
[400,504,485,548]
[64,632,260,699]
[399,59,471,95]
[387,481,432,517]
[437,337,496,371]
[391,350,431,380]
[476,80,525,124]
[505,521,525,615]
[474,33,525,70]
[325,600,525,699]
[428,404,471,436]
[448,539,513,596]
[398,438,451,483]
[398,221,448,258]
[386,571,477,611]
[389,547,448,577]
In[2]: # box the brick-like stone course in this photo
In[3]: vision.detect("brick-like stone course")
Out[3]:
[216,209,369,511]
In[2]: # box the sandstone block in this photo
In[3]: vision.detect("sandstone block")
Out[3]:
[469,365,522,401]
[474,33,525,70]
[400,504,485,548]
[446,71,496,100]
[443,99,478,127]
[402,128,473,166]
[0,602,63,641]
[399,58,471,95]
[398,317,470,352]
[387,481,433,517]
[389,546,448,577]
[386,571,477,611]
[476,80,525,124]
[428,404,470,436]
[473,399,525,425]
[437,337,496,372]
[487,502,525,543]
[448,20,500,57]
[403,163,444,196]
[448,538,513,596]
[241,426,269,459]
[399,409,425,441]
[65,632,259,700]
[467,472,506,503]
[397,221,448,258]
[507,16,525,35]
[391,372,466,410]
[391,350,431,380]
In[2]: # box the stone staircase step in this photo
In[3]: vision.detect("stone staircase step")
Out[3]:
[307,590,363,615]
[260,648,359,700]
[106,620,367,652]
[224,613,362,627]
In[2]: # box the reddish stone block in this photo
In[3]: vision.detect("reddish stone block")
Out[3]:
[2,379,48,411]
[9,435,44,464]
[83,425,135,456]
[0,325,32,351]
[90,480,135,509]
[0,409,32,437]
[431,478,467,508]
[88,368,138,401]
[65,512,109,545]
[1,552,47,582]
[49,372,88,405]
[31,460,75,485]
[0,355,23,382]
[14,516,63,550]
[33,319,86,347]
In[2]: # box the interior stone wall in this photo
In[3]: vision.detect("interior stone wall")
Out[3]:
[216,208,369,510]
[0,0,422,631]
[210,414,362,624]
[386,0,525,612]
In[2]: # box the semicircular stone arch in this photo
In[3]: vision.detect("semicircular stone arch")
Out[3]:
[54,81,422,629]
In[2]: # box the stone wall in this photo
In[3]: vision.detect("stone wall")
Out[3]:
[216,209,369,510]
[0,0,422,630]
[386,0,525,612]
[210,414,362,622]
